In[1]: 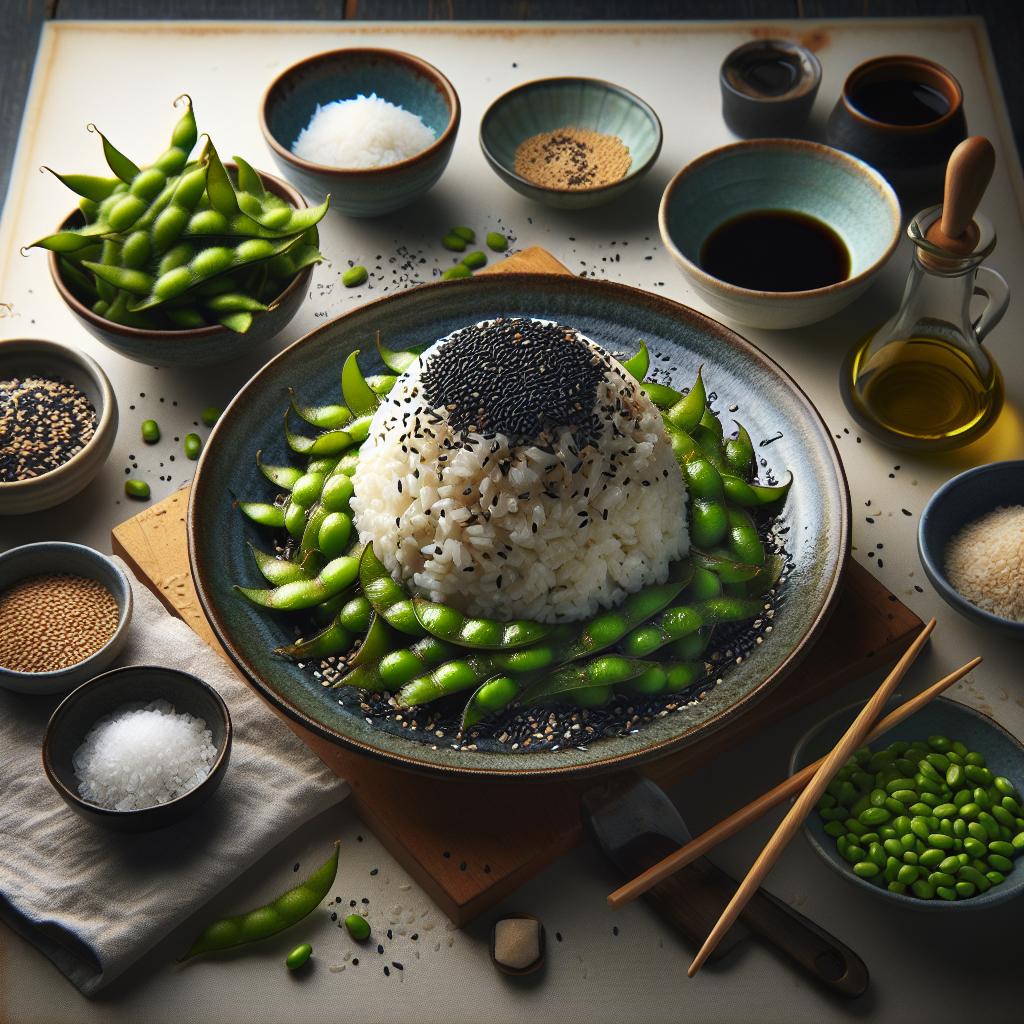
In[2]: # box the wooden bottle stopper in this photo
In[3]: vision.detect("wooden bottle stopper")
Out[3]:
[923,136,995,259]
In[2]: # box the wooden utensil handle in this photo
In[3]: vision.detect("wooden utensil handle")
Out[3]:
[926,136,996,254]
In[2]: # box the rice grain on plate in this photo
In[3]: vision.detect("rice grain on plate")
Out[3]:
[292,94,436,169]
[351,318,688,623]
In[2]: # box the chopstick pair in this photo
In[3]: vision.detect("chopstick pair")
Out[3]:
[605,618,983,975]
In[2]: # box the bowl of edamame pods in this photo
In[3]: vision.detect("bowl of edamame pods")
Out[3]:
[791,695,1024,909]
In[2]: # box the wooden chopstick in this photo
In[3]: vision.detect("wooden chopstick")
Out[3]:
[608,647,981,910]
[686,617,938,975]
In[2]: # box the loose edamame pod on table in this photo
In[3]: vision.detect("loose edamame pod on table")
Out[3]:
[179,841,340,960]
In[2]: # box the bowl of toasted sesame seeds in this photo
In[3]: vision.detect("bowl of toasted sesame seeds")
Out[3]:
[0,338,117,515]
[0,542,133,695]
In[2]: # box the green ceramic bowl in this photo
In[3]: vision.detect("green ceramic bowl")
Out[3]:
[660,139,901,329]
[188,274,849,780]
[479,77,662,209]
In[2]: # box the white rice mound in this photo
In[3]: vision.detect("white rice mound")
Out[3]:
[291,94,436,169]
[351,321,689,623]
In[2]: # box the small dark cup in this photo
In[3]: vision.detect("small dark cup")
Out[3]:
[43,665,232,832]
[826,54,967,207]
[720,39,822,138]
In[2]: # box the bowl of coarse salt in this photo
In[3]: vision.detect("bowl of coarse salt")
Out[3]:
[43,666,231,832]
[260,48,460,217]
[918,460,1024,637]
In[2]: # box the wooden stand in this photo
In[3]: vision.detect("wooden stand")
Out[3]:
[112,248,922,925]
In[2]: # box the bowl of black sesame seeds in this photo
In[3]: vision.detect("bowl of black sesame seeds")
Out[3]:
[0,337,117,514]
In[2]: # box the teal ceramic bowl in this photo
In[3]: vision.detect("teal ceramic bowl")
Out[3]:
[479,77,662,209]
[918,461,1024,637]
[189,274,849,779]
[791,695,1024,910]
[659,139,901,329]
[260,48,460,217]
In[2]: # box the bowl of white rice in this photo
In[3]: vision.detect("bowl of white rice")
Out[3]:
[260,48,460,217]
[43,666,231,831]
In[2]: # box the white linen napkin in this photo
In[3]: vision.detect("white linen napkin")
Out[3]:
[0,558,349,996]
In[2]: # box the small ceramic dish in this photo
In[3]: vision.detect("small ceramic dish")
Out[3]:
[0,543,132,695]
[918,460,1024,637]
[826,54,967,205]
[50,166,313,367]
[791,695,1024,910]
[479,77,662,210]
[43,665,232,832]
[260,48,460,217]
[720,39,822,138]
[659,139,901,329]
[0,338,117,514]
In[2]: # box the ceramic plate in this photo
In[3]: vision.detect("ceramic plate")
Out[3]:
[189,274,849,778]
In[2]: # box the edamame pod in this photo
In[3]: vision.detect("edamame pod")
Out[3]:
[289,387,352,430]
[236,554,360,610]
[622,340,649,381]
[359,544,426,637]
[337,636,457,691]
[341,351,380,416]
[664,367,706,432]
[255,450,303,491]
[461,675,520,729]
[519,655,649,705]
[376,334,423,374]
[412,597,552,650]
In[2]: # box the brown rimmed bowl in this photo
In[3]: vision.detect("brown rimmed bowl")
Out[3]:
[188,273,850,780]
[43,665,232,832]
[260,48,460,217]
[49,166,314,368]
[0,338,117,514]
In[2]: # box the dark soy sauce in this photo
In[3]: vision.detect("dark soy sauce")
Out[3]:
[850,78,950,126]
[728,51,802,97]
[700,210,850,292]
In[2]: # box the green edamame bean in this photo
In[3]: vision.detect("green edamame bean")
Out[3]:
[462,251,487,270]
[343,265,368,287]
[239,501,286,528]
[485,231,508,252]
[339,595,371,633]
[180,842,339,960]
[318,512,352,559]
[859,807,890,826]
[322,473,354,513]
[451,226,475,242]
[284,499,307,539]
[291,472,326,509]
[125,479,150,500]
[184,433,202,460]
[442,264,472,280]
[441,233,466,251]
[412,597,551,650]
[928,833,955,850]
[201,406,222,427]
[853,862,879,878]
[344,914,371,941]
[359,544,424,636]
[141,419,160,444]
[255,451,302,490]
[462,675,520,728]
[236,554,360,610]
[993,776,1018,798]
[286,943,312,970]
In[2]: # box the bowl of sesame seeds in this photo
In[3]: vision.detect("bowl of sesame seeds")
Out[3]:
[0,337,117,514]
[0,542,132,695]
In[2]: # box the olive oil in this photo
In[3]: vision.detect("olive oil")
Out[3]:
[848,333,1002,444]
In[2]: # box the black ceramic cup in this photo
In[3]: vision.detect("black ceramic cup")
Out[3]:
[826,54,967,207]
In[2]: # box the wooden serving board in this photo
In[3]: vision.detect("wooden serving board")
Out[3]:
[112,246,922,925]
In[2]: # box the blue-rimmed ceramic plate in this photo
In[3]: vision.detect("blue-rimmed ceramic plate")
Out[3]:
[188,274,849,778]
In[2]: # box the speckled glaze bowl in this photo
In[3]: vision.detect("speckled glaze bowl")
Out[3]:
[189,274,849,779]
[479,77,662,209]
[918,461,1024,637]
[0,543,132,696]
[792,695,1024,910]
[260,48,460,217]
[659,139,901,329]
[42,665,231,832]
[49,166,313,367]
[0,338,117,514]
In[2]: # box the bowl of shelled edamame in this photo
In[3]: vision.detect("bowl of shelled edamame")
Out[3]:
[791,695,1024,910]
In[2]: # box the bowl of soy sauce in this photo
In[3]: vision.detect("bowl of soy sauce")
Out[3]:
[826,54,967,205]
[658,138,901,329]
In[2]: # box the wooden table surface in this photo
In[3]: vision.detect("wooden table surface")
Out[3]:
[1,1,1021,216]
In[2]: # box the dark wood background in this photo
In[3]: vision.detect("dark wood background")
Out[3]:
[1,1,1021,211]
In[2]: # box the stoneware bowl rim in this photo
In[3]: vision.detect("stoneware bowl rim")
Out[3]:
[188,272,850,780]
[836,53,964,134]
[719,39,823,105]
[0,542,132,692]
[918,460,1024,634]
[42,664,232,823]
[479,75,664,196]
[658,137,902,301]
[0,338,116,503]
[48,164,312,344]
[259,47,461,178]
[790,694,1024,910]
